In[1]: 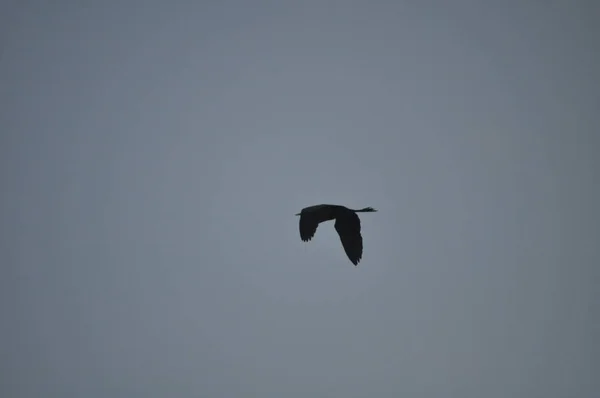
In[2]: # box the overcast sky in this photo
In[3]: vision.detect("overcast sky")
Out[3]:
[1,1,599,397]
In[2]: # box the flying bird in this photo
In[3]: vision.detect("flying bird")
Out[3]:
[295,204,377,265]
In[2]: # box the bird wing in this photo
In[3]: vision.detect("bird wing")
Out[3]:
[299,214,319,242]
[334,213,363,265]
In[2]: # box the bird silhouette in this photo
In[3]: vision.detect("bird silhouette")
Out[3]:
[295,204,377,265]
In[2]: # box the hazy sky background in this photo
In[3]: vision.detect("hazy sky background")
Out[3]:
[1,1,598,397]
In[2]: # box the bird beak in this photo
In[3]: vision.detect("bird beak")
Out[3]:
[295,213,301,216]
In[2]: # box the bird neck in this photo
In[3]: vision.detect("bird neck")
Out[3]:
[355,207,376,212]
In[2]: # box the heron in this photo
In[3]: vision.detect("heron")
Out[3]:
[295,204,377,266]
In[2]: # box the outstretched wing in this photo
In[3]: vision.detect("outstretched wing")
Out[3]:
[334,212,363,265]
[299,214,319,242]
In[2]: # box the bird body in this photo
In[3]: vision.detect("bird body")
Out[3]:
[295,204,377,265]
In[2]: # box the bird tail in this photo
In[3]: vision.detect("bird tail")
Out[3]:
[355,207,377,212]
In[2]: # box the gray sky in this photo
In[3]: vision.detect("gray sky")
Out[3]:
[2,1,598,397]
